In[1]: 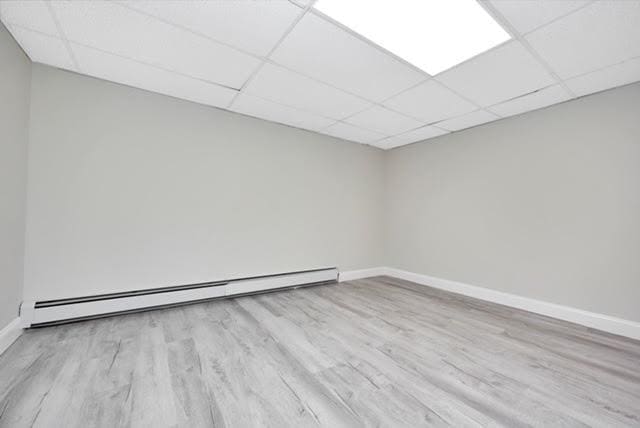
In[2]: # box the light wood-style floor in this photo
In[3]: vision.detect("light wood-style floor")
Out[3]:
[1,276,639,427]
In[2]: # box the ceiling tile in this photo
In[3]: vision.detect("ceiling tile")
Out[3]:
[384,79,476,123]
[487,0,591,34]
[116,0,302,57]
[488,84,571,117]
[437,41,555,106]
[321,122,385,144]
[374,126,449,149]
[50,0,260,89]
[565,57,640,97]
[244,63,371,119]
[231,93,335,131]
[436,110,499,132]
[6,25,74,70]
[271,12,425,102]
[344,106,423,135]
[0,0,58,36]
[72,44,237,108]
[526,1,640,79]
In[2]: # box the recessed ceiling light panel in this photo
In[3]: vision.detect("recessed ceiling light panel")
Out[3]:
[314,0,511,75]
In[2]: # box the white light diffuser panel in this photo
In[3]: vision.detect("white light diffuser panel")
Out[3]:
[314,0,510,75]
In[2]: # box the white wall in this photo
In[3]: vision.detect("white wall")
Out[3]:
[0,23,30,329]
[385,83,640,322]
[24,64,385,301]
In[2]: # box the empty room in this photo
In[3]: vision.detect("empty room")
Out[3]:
[1,0,639,426]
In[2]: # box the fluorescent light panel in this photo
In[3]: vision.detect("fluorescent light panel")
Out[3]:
[314,0,511,75]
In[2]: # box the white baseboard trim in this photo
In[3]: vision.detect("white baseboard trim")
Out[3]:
[384,268,640,341]
[0,318,23,355]
[338,266,640,341]
[339,267,388,282]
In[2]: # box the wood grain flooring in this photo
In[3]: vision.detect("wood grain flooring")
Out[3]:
[1,276,639,427]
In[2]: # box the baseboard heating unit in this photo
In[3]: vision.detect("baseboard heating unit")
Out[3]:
[20,267,338,328]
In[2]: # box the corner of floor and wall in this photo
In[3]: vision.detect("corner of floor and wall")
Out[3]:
[2,21,640,356]
[380,79,640,340]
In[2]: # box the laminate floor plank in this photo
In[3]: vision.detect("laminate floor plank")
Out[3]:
[1,276,639,427]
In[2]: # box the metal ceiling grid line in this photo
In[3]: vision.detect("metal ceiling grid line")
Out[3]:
[516,0,598,36]
[477,0,578,98]
[227,0,317,109]
[113,0,265,63]
[45,0,80,72]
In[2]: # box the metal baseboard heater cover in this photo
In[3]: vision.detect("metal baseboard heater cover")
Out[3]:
[20,267,338,327]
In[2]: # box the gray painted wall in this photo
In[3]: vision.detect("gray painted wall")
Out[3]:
[24,64,385,301]
[0,23,30,329]
[385,83,640,322]
[14,60,640,324]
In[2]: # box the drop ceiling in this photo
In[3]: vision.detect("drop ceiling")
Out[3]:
[1,0,639,149]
